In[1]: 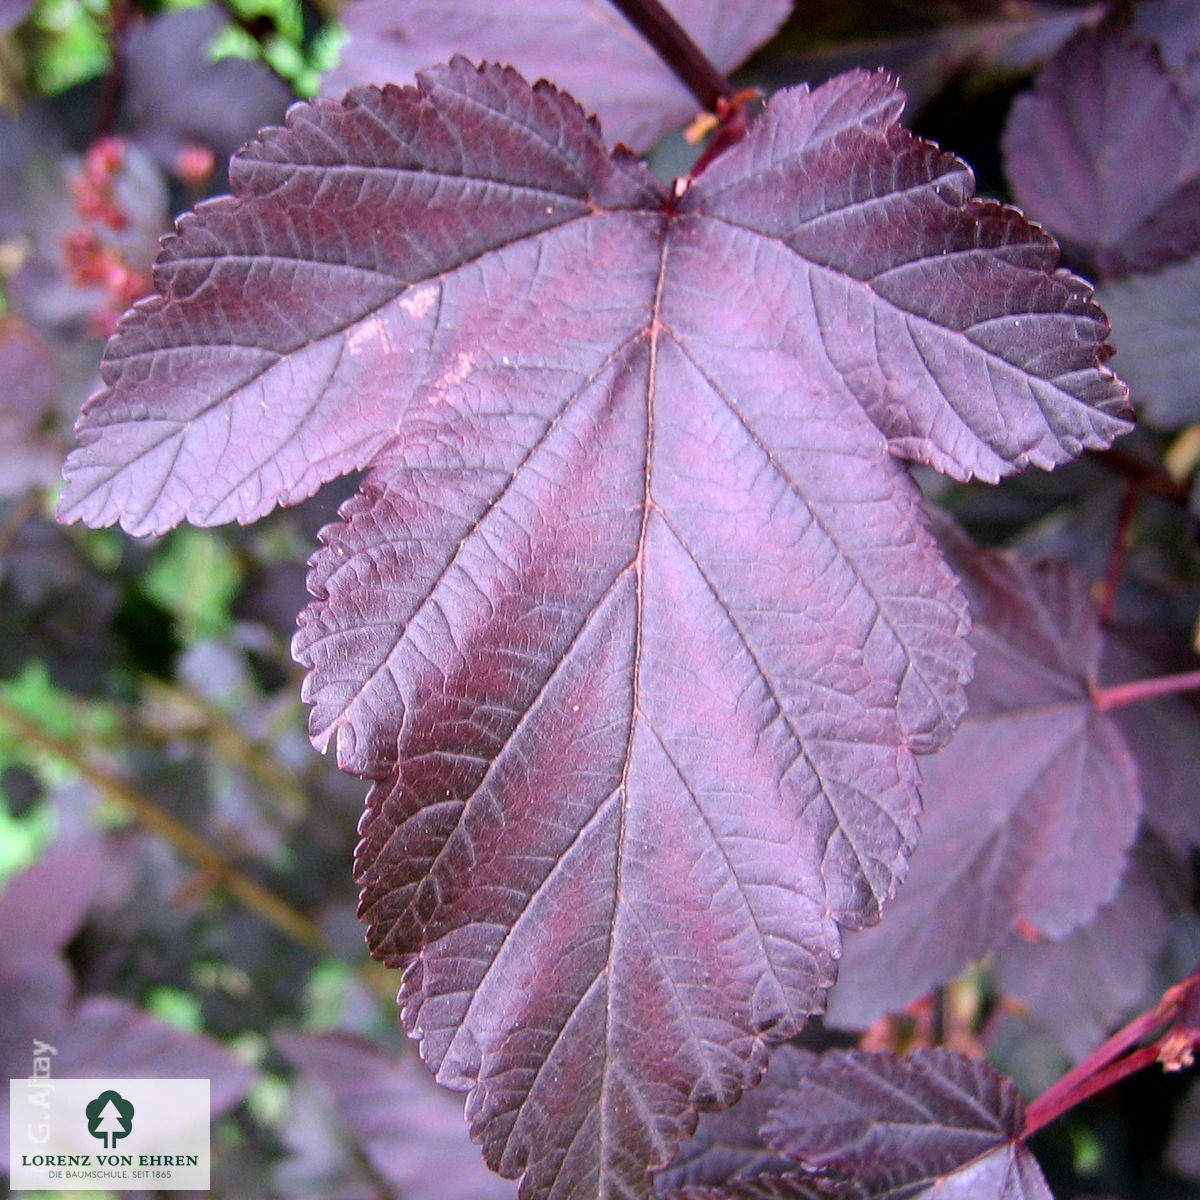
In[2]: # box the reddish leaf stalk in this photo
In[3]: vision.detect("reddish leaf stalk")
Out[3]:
[605,0,735,113]
[1022,970,1200,1138]
[686,89,762,179]
[94,0,132,139]
[1097,483,1139,626]
[1092,668,1200,711]
[1093,447,1192,502]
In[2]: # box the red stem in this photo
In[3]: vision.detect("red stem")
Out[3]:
[1092,447,1192,503]
[606,0,735,112]
[1023,1046,1162,1138]
[1097,484,1139,627]
[1022,969,1200,1139]
[1092,668,1200,711]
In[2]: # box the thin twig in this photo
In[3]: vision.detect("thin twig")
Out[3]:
[1092,447,1192,502]
[138,678,308,821]
[0,693,330,954]
[1022,969,1200,1138]
[605,0,734,112]
[0,487,41,560]
[1097,483,1139,626]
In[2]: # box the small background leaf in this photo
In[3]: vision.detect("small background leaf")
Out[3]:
[323,0,791,152]
[277,1032,516,1200]
[761,1048,1052,1200]
[828,527,1141,1028]
[1003,20,1200,280]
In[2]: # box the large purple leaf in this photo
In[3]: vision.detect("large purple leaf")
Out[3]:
[760,1048,1053,1200]
[828,528,1141,1028]
[58,62,1129,1200]
[323,0,791,154]
[1003,21,1200,280]
[655,1044,863,1200]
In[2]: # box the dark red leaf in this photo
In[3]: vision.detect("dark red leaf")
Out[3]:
[277,1032,515,1200]
[122,6,292,173]
[993,844,1172,1062]
[1003,21,1200,279]
[828,528,1141,1028]
[1099,255,1200,428]
[655,1045,843,1199]
[761,1048,1053,1200]
[58,62,1129,1200]
[323,0,791,153]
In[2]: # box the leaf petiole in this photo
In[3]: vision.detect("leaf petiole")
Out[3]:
[1022,967,1200,1138]
[1092,668,1200,711]
[606,0,735,112]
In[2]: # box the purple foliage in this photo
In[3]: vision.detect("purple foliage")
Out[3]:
[323,0,790,153]
[657,1046,1058,1200]
[4,0,1198,1191]
[121,6,292,173]
[277,1032,515,1200]
[58,64,1127,537]
[760,1048,1053,1200]
[655,1045,831,1197]
[1004,21,1200,279]
[994,847,1172,1061]
[1099,256,1200,428]
[829,530,1140,1027]
[53,48,1135,1200]
[0,841,255,1170]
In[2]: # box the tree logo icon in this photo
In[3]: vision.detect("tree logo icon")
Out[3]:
[85,1090,135,1149]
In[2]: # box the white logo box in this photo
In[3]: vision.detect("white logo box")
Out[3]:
[10,1079,210,1191]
